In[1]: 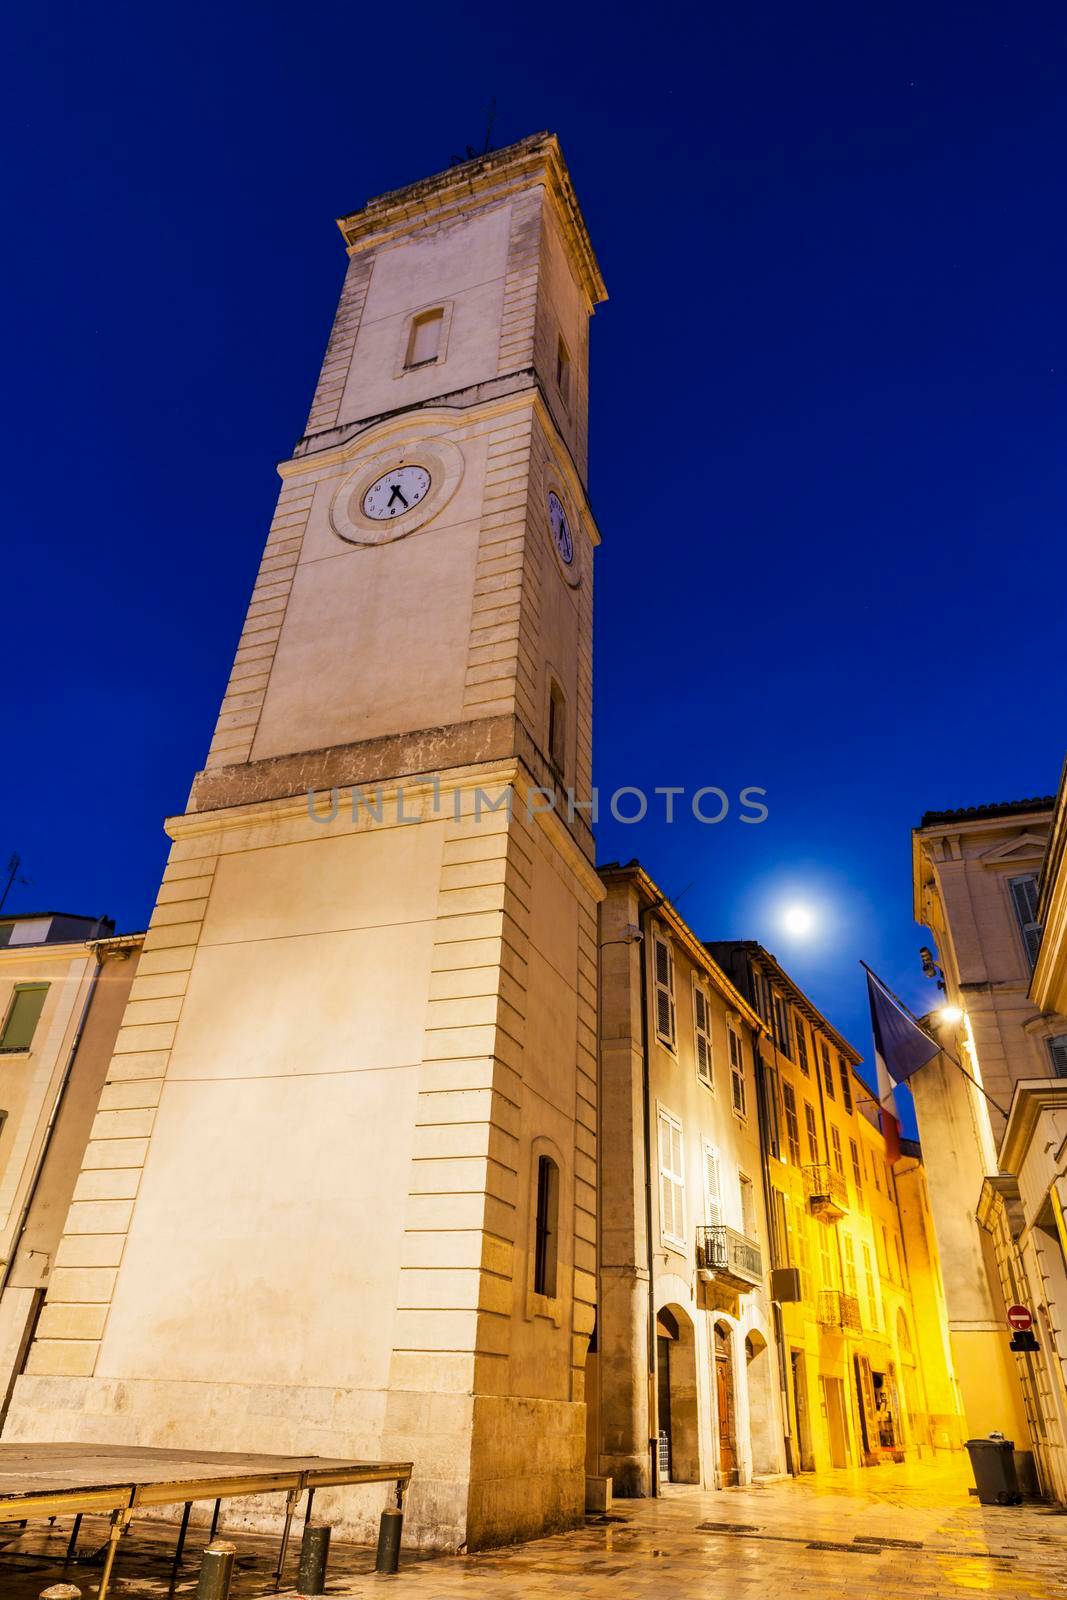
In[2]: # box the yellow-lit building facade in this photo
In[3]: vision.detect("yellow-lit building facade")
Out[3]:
[712,943,966,1474]
[912,792,1067,1497]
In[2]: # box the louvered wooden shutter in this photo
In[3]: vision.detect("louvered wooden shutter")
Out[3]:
[704,1143,722,1227]
[1010,876,1042,968]
[694,983,712,1084]
[657,1109,685,1244]
[653,934,676,1045]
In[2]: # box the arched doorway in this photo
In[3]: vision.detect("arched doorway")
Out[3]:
[656,1304,699,1483]
[714,1322,738,1484]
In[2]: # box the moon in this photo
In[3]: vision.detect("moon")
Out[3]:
[782,904,814,937]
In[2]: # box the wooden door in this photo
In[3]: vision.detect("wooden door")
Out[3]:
[714,1324,738,1482]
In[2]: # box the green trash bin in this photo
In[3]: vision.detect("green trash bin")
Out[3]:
[965,1435,1022,1505]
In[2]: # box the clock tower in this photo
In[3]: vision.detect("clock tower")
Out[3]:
[7,134,608,1551]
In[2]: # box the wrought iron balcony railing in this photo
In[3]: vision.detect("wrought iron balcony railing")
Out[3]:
[803,1162,848,1220]
[695,1223,763,1291]
[817,1287,862,1331]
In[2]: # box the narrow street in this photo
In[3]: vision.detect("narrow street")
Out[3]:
[4,1459,1066,1600]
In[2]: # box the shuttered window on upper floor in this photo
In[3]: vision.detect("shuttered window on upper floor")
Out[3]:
[653,931,676,1049]
[693,978,713,1087]
[1009,875,1042,971]
[0,984,48,1052]
[658,1106,685,1249]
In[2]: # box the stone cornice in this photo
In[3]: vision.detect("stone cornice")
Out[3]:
[998,1077,1067,1174]
[0,942,96,967]
[335,133,607,311]
[599,863,764,1033]
[171,760,605,902]
[278,384,602,545]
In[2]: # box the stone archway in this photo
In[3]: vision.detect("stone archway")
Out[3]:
[656,1303,700,1483]
[745,1328,778,1475]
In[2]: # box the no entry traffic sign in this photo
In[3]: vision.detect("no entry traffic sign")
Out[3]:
[1007,1304,1033,1332]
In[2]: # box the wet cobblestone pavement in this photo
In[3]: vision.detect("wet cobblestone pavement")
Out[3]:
[3,1458,1065,1599]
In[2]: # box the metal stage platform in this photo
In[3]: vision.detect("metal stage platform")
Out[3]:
[0,1441,413,1597]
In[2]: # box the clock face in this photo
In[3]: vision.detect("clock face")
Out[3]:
[547,491,574,566]
[361,465,431,521]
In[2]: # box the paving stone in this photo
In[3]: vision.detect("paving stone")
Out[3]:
[1,1458,1064,1598]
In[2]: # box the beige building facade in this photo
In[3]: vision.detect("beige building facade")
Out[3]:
[0,912,142,1425]
[912,793,1067,1494]
[6,134,609,1551]
[589,866,784,1498]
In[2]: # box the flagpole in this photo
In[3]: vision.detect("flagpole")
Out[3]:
[859,960,1010,1120]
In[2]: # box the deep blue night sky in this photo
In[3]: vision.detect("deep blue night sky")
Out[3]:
[5,3,1065,1107]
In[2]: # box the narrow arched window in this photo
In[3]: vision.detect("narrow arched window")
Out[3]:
[548,679,566,773]
[555,334,571,407]
[405,307,444,369]
[533,1155,559,1296]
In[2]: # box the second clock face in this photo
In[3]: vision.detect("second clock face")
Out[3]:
[547,491,574,565]
[362,465,431,521]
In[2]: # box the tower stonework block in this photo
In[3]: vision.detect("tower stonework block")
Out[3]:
[6,134,607,1551]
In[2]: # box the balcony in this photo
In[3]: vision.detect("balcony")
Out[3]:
[817,1288,862,1331]
[803,1162,848,1221]
[695,1224,763,1291]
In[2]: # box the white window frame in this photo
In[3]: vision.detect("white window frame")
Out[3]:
[692,975,714,1089]
[652,928,677,1050]
[727,1019,746,1118]
[657,1104,686,1251]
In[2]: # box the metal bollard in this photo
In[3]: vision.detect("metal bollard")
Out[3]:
[296,1521,331,1595]
[375,1506,403,1575]
[40,1587,82,1600]
[196,1539,237,1600]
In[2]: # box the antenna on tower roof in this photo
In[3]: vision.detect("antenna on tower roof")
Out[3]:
[450,98,497,167]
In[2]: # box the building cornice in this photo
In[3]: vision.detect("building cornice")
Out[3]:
[169,761,606,903]
[0,942,99,967]
[335,133,607,311]
[998,1077,1067,1174]
[598,863,765,1033]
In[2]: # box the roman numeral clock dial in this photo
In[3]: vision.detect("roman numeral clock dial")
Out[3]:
[548,491,574,565]
[362,465,431,520]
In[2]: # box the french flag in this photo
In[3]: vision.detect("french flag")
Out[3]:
[865,967,940,1163]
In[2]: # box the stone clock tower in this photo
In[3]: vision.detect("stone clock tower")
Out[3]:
[7,134,607,1551]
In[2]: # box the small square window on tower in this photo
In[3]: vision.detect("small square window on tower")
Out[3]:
[555,333,571,407]
[403,306,446,370]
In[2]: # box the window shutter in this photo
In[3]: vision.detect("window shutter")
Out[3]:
[658,1109,685,1245]
[838,1057,853,1112]
[0,984,48,1052]
[1048,1036,1067,1078]
[653,934,676,1045]
[1010,875,1043,969]
[704,1143,722,1227]
[693,983,712,1084]
[795,1019,810,1075]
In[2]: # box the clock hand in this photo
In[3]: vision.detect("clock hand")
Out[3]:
[387,484,410,508]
